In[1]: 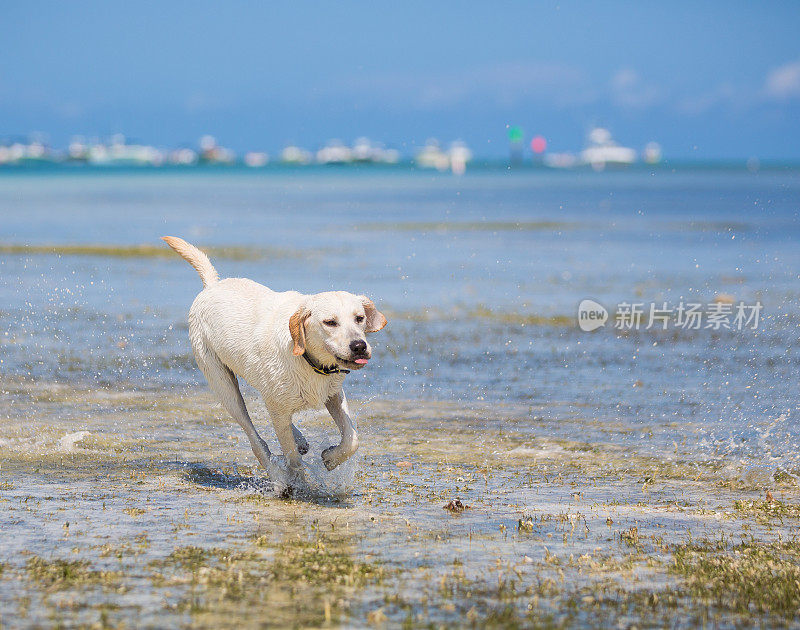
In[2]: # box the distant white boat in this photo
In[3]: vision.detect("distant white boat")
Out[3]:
[88,135,164,166]
[543,152,578,169]
[316,140,352,165]
[280,145,312,164]
[415,139,448,170]
[244,151,269,167]
[415,139,450,171]
[580,128,636,170]
[168,148,198,165]
[350,137,400,164]
[351,137,375,163]
[643,141,662,164]
[67,137,89,162]
[415,139,473,173]
[0,139,58,164]
[198,135,235,164]
[447,141,472,175]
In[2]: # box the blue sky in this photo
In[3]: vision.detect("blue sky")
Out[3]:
[2,1,799,159]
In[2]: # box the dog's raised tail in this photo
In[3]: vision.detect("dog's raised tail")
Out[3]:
[161,236,220,287]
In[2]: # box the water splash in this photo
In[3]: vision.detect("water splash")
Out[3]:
[58,430,92,452]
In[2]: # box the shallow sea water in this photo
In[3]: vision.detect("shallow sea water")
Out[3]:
[0,166,799,628]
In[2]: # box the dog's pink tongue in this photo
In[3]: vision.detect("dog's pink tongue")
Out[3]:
[354,358,369,365]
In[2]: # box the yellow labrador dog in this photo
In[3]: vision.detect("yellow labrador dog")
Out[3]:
[162,236,386,479]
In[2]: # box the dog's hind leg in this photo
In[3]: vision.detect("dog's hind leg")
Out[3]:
[194,346,275,474]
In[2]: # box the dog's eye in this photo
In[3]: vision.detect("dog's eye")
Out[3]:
[355,315,365,324]
[322,319,338,327]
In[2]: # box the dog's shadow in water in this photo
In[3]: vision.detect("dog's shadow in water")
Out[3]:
[183,461,354,507]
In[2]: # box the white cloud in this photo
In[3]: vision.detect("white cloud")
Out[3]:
[764,60,800,99]
[321,61,800,117]
[327,61,596,111]
[676,83,737,116]
[611,68,639,91]
[609,68,663,109]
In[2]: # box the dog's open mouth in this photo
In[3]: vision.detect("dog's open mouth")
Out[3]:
[335,355,369,370]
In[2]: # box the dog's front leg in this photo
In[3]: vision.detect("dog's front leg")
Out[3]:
[268,407,304,472]
[322,390,359,471]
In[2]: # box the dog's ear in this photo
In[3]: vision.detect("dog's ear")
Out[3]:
[361,297,387,333]
[289,305,311,356]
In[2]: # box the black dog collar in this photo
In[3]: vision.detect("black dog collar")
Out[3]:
[302,351,350,375]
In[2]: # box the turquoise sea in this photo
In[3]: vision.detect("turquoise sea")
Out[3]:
[1,164,799,627]
[1,165,797,469]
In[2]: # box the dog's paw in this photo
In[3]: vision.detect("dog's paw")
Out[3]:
[321,447,339,471]
[276,482,294,499]
[288,469,307,490]
[271,463,307,498]
[292,426,310,455]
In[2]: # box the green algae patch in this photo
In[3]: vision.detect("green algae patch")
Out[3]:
[270,533,383,588]
[154,545,257,573]
[733,499,800,522]
[671,539,800,618]
[150,534,386,628]
[0,242,300,261]
[25,556,120,591]
[356,220,575,233]
[163,546,226,571]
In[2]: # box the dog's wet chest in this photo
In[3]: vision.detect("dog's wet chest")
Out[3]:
[294,372,344,410]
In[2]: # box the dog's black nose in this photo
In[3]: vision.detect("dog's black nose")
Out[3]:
[349,339,367,354]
